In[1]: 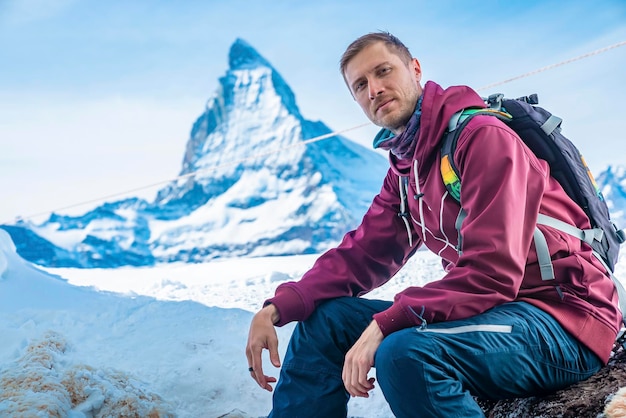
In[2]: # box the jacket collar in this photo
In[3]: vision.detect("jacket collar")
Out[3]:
[386,81,487,181]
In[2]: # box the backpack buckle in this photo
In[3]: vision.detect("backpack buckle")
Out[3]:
[516,94,539,105]
[486,93,504,111]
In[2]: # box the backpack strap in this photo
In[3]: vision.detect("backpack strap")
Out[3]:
[537,213,626,324]
[398,176,413,247]
[441,109,583,282]
[591,248,626,326]
[533,226,555,281]
[537,214,604,246]
[454,208,467,255]
[534,214,604,282]
[441,109,512,203]
[540,115,563,136]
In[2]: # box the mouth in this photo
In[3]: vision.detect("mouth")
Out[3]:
[375,98,393,114]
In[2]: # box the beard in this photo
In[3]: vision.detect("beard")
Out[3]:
[371,90,420,134]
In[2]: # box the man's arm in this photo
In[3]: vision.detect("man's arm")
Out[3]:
[245,304,281,391]
[245,171,420,392]
[266,169,421,327]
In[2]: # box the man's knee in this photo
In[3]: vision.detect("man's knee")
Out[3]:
[303,297,391,334]
[375,329,440,383]
[291,297,384,356]
[308,297,360,323]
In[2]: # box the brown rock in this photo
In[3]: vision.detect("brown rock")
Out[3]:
[478,346,626,417]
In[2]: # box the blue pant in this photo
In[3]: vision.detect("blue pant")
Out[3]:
[268,297,602,418]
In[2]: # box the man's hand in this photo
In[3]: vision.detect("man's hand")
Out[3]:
[342,320,384,398]
[245,304,281,391]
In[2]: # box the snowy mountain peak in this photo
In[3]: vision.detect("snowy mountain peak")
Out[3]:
[229,38,272,71]
[224,38,301,120]
[154,38,309,211]
[1,38,389,267]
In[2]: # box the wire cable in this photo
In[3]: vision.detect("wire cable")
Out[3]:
[7,123,372,223]
[476,40,626,91]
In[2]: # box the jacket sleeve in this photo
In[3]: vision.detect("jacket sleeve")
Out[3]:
[373,118,550,335]
[266,168,422,327]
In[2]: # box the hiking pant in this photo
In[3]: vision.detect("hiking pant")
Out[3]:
[268,297,602,418]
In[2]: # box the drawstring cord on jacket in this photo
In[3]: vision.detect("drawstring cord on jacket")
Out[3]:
[398,159,426,247]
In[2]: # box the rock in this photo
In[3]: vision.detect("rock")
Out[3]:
[478,346,626,417]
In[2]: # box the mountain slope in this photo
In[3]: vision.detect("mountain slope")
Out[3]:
[597,165,626,230]
[2,38,388,267]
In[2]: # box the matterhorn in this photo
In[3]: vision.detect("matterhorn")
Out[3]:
[2,39,388,267]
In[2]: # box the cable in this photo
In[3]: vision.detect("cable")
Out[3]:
[7,123,372,223]
[476,40,626,91]
[6,40,625,224]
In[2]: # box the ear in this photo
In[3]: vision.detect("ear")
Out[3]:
[411,58,422,83]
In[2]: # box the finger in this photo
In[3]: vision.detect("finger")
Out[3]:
[353,361,374,397]
[268,337,281,368]
[251,348,267,389]
[358,362,374,391]
[352,361,368,396]
[263,376,277,392]
[245,346,254,375]
[343,356,366,397]
[245,346,257,383]
[342,357,355,396]
[246,340,264,385]
[347,360,366,397]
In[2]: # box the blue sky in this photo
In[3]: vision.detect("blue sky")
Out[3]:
[1,0,625,223]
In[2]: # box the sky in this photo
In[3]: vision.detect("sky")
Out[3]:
[1,0,625,225]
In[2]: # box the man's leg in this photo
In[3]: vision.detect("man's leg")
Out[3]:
[375,302,603,418]
[269,297,392,418]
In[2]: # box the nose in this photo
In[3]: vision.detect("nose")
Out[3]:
[368,79,383,100]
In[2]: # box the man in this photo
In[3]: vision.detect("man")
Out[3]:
[245,32,621,417]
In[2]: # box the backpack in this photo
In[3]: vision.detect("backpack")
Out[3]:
[439,93,626,324]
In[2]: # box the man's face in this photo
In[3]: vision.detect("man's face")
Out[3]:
[344,42,422,135]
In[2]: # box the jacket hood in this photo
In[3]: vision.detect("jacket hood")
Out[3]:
[389,81,486,177]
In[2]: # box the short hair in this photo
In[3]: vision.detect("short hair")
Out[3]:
[339,32,412,79]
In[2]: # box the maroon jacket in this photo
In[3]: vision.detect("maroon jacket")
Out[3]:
[266,81,621,363]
